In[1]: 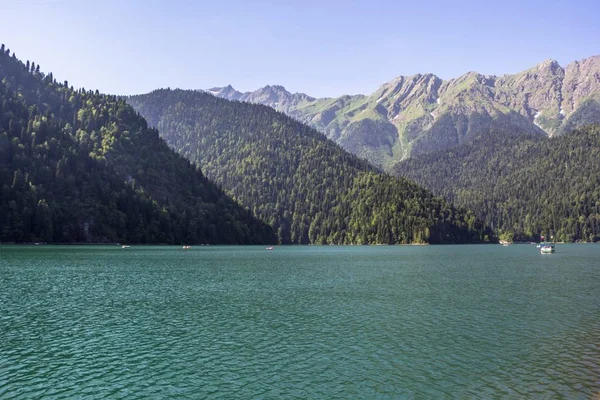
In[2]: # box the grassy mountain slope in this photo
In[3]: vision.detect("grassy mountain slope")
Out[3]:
[128,89,494,245]
[0,44,275,244]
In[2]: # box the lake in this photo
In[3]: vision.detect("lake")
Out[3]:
[1,244,599,398]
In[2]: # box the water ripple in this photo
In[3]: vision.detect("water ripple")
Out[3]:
[0,244,599,398]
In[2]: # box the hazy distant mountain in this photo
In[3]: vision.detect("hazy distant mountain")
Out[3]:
[206,84,316,114]
[207,56,600,171]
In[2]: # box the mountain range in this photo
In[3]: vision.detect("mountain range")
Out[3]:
[207,56,600,171]
[127,89,493,245]
[0,43,492,245]
[2,41,597,244]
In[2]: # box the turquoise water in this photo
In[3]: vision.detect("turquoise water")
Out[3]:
[1,244,599,398]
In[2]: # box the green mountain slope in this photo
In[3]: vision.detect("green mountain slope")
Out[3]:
[209,56,600,171]
[0,45,275,244]
[128,89,494,245]
[394,125,600,242]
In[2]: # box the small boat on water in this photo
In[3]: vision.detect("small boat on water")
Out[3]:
[182,245,191,249]
[266,246,274,250]
[540,243,555,254]
[122,245,131,249]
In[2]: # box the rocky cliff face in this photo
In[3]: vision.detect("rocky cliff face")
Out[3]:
[494,59,565,133]
[207,56,600,171]
[562,56,600,117]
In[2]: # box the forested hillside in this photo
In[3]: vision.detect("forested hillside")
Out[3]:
[128,89,494,244]
[395,125,600,242]
[0,45,275,244]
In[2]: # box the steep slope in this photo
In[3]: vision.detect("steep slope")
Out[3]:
[208,56,600,171]
[0,44,275,244]
[128,89,494,245]
[394,125,600,242]
[562,56,600,117]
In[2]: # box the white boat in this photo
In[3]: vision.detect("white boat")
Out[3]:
[540,243,555,254]
[122,245,131,249]
[182,245,191,249]
[266,246,274,250]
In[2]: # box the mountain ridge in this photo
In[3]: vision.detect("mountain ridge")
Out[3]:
[206,55,600,170]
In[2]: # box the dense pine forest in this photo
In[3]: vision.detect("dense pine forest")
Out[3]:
[395,126,600,242]
[128,89,494,244]
[0,45,276,244]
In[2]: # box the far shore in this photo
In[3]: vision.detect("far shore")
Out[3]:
[2,241,597,247]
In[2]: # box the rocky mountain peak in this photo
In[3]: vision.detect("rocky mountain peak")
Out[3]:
[562,55,600,117]
[205,85,243,101]
[537,58,560,70]
[263,84,288,92]
[209,84,316,114]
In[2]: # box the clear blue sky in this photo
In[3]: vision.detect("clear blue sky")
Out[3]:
[1,0,598,98]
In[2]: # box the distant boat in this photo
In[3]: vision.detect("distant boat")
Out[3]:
[182,245,191,249]
[503,243,509,247]
[122,245,131,249]
[266,246,274,250]
[540,243,555,254]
